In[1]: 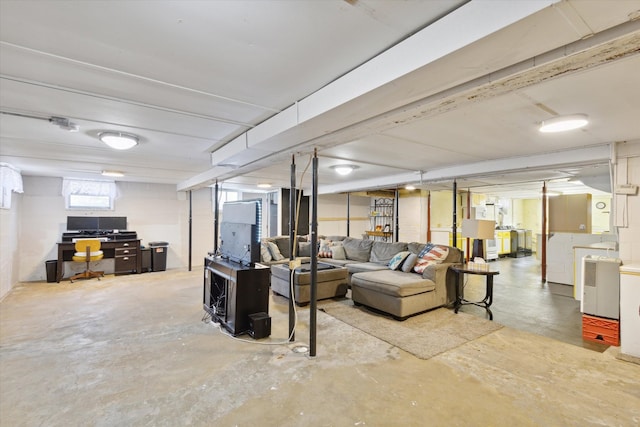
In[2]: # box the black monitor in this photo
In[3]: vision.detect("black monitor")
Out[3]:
[66,216,99,232]
[99,216,127,231]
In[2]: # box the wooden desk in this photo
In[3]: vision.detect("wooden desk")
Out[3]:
[450,264,500,320]
[56,239,141,282]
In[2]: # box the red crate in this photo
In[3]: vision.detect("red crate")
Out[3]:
[582,314,619,346]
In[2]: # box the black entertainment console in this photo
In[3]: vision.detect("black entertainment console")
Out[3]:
[203,256,271,337]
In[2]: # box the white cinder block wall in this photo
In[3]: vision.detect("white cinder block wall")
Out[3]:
[0,190,20,299]
[12,176,215,285]
[617,141,640,262]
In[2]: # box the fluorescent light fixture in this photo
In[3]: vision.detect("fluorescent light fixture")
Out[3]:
[101,170,124,177]
[405,185,416,190]
[99,131,139,150]
[331,164,358,176]
[257,183,272,189]
[539,114,589,133]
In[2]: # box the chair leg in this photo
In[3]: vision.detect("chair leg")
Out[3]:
[69,261,104,282]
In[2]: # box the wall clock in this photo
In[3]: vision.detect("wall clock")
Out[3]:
[596,202,606,209]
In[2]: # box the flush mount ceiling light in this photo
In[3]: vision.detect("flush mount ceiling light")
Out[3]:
[539,114,589,133]
[257,183,272,189]
[331,164,359,176]
[101,170,124,177]
[99,131,139,150]
[405,185,416,191]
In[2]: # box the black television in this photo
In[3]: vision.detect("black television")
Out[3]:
[219,199,262,266]
[99,216,127,231]
[67,216,99,232]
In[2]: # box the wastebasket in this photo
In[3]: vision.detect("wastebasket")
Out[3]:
[148,241,169,272]
[45,260,57,283]
[141,247,152,273]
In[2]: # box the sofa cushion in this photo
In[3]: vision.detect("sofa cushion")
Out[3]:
[388,251,410,270]
[260,243,273,262]
[331,245,347,260]
[342,237,374,262]
[413,244,449,274]
[347,262,389,275]
[370,241,408,264]
[401,253,418,273]
[408,242,428,255]
[351,270,435,297]
[298,241,311,257]
[267,241,286,261]
[319,239,333,258]
[274,236,291,259]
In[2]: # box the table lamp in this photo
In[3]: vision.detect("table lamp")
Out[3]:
[461,219,496,261]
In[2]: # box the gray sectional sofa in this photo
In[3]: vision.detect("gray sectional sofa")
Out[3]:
[260,235,463,320]
[321,237,463,320]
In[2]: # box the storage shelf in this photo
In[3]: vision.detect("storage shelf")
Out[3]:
[365,230,393,237]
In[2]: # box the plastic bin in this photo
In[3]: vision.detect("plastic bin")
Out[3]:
[45,260,57,283]
[148,241,169,272]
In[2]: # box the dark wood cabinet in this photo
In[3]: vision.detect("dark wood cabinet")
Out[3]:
[114,241,139,274]
[203,256,270,336]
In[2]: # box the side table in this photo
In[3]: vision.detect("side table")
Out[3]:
[450,264,500,320]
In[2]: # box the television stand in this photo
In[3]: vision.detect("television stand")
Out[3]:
[203,256,270,336]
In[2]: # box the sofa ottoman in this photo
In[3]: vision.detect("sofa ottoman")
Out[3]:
[351,261,456,320]
[270,263,349,306]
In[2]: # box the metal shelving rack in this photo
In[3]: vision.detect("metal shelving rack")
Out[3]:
[366,197,394,241]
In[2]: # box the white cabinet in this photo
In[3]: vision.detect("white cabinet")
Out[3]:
[620,264,640,358]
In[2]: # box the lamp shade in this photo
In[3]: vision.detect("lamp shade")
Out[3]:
[461,219,496,240]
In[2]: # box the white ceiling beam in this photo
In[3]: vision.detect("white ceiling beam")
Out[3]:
[318,144,612,194]
[180,0,557,190]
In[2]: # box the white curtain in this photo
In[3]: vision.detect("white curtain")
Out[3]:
[61,178,116,198]
[0,163,24,209]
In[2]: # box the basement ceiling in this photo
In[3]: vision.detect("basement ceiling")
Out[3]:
[1,0,639,199]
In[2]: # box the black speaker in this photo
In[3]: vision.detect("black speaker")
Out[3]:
[248,312,271,339]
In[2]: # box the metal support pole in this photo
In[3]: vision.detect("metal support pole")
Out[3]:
[394,188,400,242]
[346,192,351,237]
[289,155,296,341]
[542,182,547,283]
[213,181,219,255]
[188,190,192,271]
[310,149,319,357]
[466,190,471,262]
[426,191,431,242]
[452,180,457,248]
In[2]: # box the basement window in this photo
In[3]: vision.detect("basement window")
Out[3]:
[62,178,117,210]
[212,189,240,212]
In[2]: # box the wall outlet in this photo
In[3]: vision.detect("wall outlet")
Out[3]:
[289,259,302,269]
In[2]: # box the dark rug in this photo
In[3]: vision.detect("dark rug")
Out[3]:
[320,300,503,359]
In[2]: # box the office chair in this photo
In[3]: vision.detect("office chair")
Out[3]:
[70,239,104,282]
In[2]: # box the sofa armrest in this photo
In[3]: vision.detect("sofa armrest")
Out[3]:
[422,262,458,304]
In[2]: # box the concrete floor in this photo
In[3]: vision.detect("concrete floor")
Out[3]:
[1,263,639,426]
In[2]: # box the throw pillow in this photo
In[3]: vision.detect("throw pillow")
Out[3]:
[267,241,285,261]
[298,241,311,257]
[331,245,346,260]
[401,253,418,273]
[318,239,332,258]
[413,245,449,274]
[388,251,410,270]
[260,243,273,262]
